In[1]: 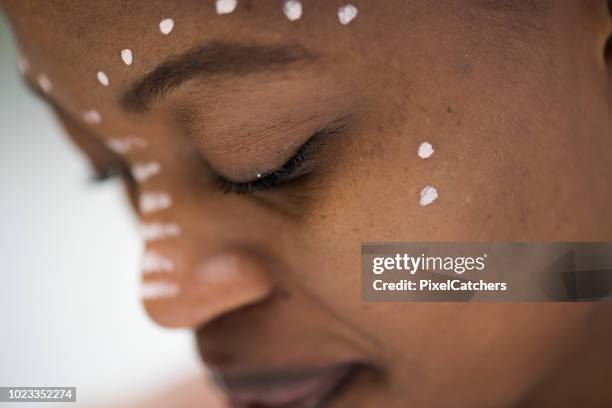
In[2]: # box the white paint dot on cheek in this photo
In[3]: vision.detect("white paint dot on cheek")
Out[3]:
[216,0,237,15]
[132,161,162,183]
[282,0,303,21]
[96,71,109,86]
[120,49,133,66]
[17,55,29,75]
[37,74,52,93]
[139,191,172,214]
[420,185,439,206]
[142,251,174,273]
[141,222,182,241]
[140,281,179,300]
[417,142,435,159]
[83,109,102,124]
[338,4,358,25]
[159,18,174,35]
[106,137,148,154]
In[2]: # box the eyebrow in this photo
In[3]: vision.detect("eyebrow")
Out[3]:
[120,41,316,113]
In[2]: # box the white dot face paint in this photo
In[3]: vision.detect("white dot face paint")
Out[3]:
[140,281,179,300]
[96,71,109,86]
[159,18,174,35]
[106,137,148,154]
[338,4,358,25]
[139,191,172,214]
[420,186,439,206]
[216,0,237,15]
[283,0,303,21]
[141,222,182,241]
[83,109,101,124]
[120,49,133,66]
[37,74,52,93]
[17,55,29,75]
[142,251,174,273]
[418,142,435,159]
[132,161,161,183]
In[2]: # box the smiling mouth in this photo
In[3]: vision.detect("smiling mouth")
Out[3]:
[212,363,362,408]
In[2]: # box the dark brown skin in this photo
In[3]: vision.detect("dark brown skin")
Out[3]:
[2,1,612,406]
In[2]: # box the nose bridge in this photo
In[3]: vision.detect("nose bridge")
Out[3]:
[140,223,276,329]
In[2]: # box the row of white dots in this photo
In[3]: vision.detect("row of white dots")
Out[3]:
[417,142,439,206]
[21,1,359,127]
[96,2,358,86]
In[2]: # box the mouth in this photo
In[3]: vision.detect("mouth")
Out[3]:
[212,363,362,408]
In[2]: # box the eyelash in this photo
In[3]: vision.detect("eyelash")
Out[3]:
[217,136,316,194]
[94,122,344,195]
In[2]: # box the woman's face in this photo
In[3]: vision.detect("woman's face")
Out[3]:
[3,0,612,406]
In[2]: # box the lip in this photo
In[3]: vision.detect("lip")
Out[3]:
[212,363,361,408]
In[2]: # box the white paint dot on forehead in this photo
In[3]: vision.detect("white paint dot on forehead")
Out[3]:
[417,142,435,159]
[420,185,439,206]
[106,137,148,154]
[142,251,174,273]
[283,0,303,21]
[37,74,52,93]
[139,191,172,214]
[140,281,179,300]
[132,161,161,183]
[96,71,109,86]
[216,0,237,15]
[338,4,358,25]
[159,18,174,35]
[83,109,102,124]
[17,55,29,75]
[141,222,182,241]
[120,49,133,66]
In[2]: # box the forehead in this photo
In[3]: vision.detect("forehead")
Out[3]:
[2,1,379,99]
[3,0,360,54]
[1,2,363,123]
[0,0,552,122]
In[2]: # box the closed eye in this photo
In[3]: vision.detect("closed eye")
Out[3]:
[216,122,346,194]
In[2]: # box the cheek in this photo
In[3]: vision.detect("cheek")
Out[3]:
[381,303,592,403]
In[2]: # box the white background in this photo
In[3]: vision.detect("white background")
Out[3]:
[0,16,206,408]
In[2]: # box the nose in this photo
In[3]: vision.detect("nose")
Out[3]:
[141,246,276,328]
